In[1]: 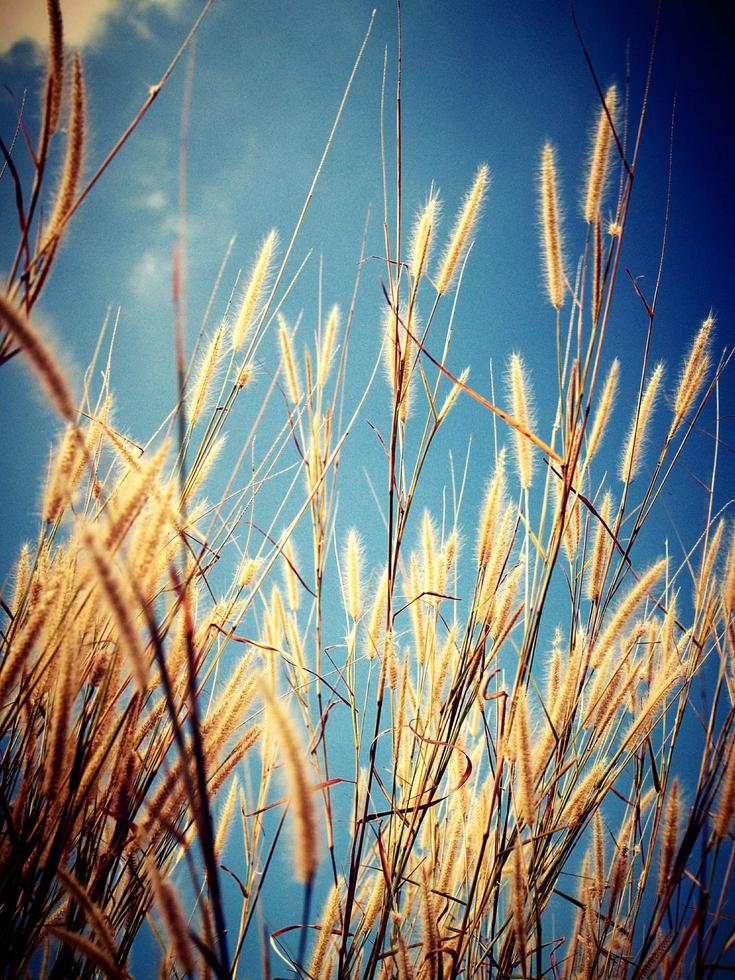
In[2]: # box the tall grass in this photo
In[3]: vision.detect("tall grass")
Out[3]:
[1,3,734,978]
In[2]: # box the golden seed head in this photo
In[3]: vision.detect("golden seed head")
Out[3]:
[435,163,489,295]
[619,361,664,483]
[232,229,277,351]
[539,142,565,310]
[583,84,618,224]
[409,191,440,289]
[508,353,536,490]
[344,527,364,620]
[669,314,714,439]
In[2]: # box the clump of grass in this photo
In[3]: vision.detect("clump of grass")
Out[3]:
[1,3,733,979]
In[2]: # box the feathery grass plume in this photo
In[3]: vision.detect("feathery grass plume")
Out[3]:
[81,525,149,692]
[360,872,385,936]
[585,358,619,467]
[42,0,65,136]
[722,526,735,660]
[397,931,416,980]
[607,843,629,917]
[477,449,507,568]
[583,84,618,224]
[56,869,119,962]
[48,928,125,980]
[420,509,438,596]
[478,503,515,617]
[563,762,606,827]
[206,725,262,800]
[344,527,364,620]
[318,303,340,388]
[10,542,31,616]
[714,743,735,838]
[41,52,86,256]
[105,441,169,551]
[182,434,225,502]
[619,361,664,482]
[281,537,300,611]
[513,690,536,828]
[309,884,341,979]
[669,314,713,439]
[490,560,523,637]
[435,163,489,294]
[110,693,142,817]
[214,777,239,857]
[409,192,440,288]
[419,866,440,975]
[590,558,666,668]
[539,142,565,309]
[236,555,261,590]
[639,933,675,979]
[657,779,680,893]
[132,482,176,598]
[564,855,588,978]
[439,529,459,584]
[382,304,418,422]
[407,553,427,661]
[277,314,302,403]
[204,663,259,748]
[592,215,603,323]
[508,353,536,490]
[260,681,318,881]
[661,593,678,668]
[381,631,398,692]
[147,861,197,977]
[592,811,605,902]
[510,836,528,976]
[231,229,277,350]
[188,324,224,426]
[0,573,59,707]
[437,365,469,424]
[623,664,682,750]
[0,293,77,422]
[698,518,724,606]
[42,424,82,523]
[235,360,254,388]
[42,624,78,798]
[555,471,582,564]
[585,491,613,602]
[365,569,388,659]
[438,809,464,894]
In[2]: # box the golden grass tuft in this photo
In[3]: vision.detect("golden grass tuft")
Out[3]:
[539,142,565,310]
[435,164,489,295]
[260,681,318,882]
[583,83,617,224]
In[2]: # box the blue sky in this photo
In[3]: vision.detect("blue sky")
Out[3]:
[1,0,734,972]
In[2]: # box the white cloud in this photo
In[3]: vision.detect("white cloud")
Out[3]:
[138,189,169,212]
[128,246,170,300]
[0,0,183,56]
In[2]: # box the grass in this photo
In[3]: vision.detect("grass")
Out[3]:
[1,2,734,978]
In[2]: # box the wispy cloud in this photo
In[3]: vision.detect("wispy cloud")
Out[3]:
[0,0,183,56]
[128,246,171,301]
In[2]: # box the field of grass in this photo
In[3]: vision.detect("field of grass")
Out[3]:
[1,2,734,977]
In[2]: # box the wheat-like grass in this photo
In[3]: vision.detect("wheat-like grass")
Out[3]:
[583,84,617,224]
[260,681,318,882]
[231,230,277,351]
[539,142,565,310]
[435,164,489,295]
[619,361,664,483]
[508,353,535,490]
